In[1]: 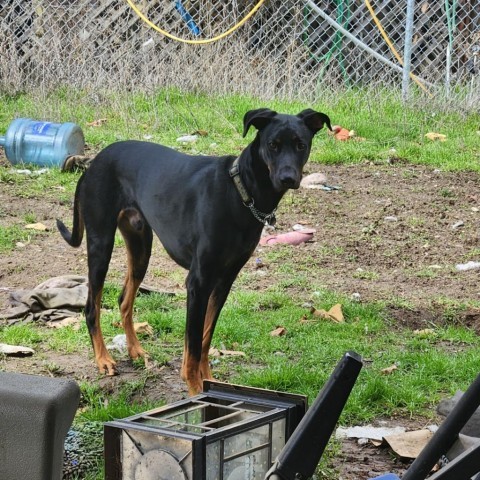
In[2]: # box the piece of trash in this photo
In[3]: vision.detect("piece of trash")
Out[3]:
[451,220,464,230]
[0,343,35,357]
[255,258,265,269]
[133,322,153,335]
[9,169,32,175]
[384,429,435,459]
[425,132,447,142]
[209,348,246,357]
[381,364,398,375]
[300,172,328,189]
[351,292,361,302]
[456,261,480,272]
[384,216,398,222]
[330,125,352,141]
[336,425,406,441]
[107,334,127,352]
[259,229,315,246]
[310,303,345,323]
[292,223,314,231]
[270,326,287,337]
[16,242,26,248]
[176,134,198,143]
[25,222,49,231]
[329,125,365,142]
[86,118,107,127]
[143,135,153,140]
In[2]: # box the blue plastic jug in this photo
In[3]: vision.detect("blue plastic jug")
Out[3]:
[0,118,85,168]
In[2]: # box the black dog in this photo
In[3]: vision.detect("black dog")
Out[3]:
[57,108,331,394]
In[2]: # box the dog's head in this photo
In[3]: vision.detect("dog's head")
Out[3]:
[243,108,332,192]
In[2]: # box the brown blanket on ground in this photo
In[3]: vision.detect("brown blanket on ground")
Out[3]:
[0,275,88,324]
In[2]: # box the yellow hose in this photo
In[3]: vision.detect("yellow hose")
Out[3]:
[125,0,266,45]
[365,0,432,96]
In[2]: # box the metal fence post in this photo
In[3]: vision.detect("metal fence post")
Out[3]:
[402,0,416,102]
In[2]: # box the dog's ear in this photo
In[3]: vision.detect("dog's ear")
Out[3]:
[243,108,277,137]
[297,109,332,134]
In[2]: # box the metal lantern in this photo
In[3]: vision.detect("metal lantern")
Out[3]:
[104,381,307,480]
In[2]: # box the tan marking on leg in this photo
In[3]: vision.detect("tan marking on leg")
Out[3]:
[118,209,149,366]
[91,290,117,375]
[199,294,218,381]
[120,275,147,361]
[182,343,202,396]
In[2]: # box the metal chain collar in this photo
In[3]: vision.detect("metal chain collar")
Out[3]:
[246,200,277,226]
[229,158,277,226]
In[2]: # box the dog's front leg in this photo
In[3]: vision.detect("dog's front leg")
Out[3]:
[200,272,240,381]
[181,272,213,395]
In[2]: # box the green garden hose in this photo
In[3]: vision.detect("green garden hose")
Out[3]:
[303,0,351,82]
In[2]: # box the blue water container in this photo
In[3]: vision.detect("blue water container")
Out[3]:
[0,118,85,168]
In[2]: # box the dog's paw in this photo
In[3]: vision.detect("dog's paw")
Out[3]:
[128,343,148,361]
[96,356,117,376]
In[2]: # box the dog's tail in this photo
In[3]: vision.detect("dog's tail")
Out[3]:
[56,173,85,247]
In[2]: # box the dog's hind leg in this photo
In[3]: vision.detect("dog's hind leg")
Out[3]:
[85,226,117,375]
[117,208,153,364]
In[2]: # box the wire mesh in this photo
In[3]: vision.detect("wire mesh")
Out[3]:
[0,1,479,99]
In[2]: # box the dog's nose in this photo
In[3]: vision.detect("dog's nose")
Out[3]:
[279,172,298,188]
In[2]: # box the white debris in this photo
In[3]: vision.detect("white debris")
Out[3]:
[456,261,480,272]
[336,425,406,441]
[176,134,198,143]
[107,334,127,352]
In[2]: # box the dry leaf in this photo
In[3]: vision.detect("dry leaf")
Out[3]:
[134,322,153,335]
[25,222,48,231]
[86,118,107,127]
[425,132,447,142]
[381,364,398,375]
[47,317,81,330]
[270,326,287,337]
[299,314,311,324]
[193,129,209,137]
[413,328,435,336]
[310,303,345,323]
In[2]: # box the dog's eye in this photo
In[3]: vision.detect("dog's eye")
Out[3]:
[297,142,306,151]
[268,141,278,151]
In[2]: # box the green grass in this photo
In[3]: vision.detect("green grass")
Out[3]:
[1,87,480,479]
[1,87,479,171]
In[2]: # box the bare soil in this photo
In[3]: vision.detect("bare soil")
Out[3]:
[1,152,480,479]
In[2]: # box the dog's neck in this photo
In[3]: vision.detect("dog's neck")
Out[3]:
[237,142,285,215]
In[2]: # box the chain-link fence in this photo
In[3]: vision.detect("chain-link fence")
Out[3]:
[0,1,479,100]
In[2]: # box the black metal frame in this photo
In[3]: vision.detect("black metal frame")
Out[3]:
[104,382,307,479]
[265,351,363,480]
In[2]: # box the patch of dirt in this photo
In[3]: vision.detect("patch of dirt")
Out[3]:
[1,153,480,479]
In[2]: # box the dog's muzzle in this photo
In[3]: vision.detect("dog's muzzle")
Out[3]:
[275,166,301,190]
